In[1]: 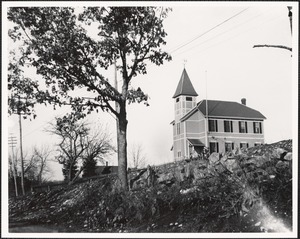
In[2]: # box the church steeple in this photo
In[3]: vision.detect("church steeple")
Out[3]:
[173,68,198,98]
[172,68,198,161]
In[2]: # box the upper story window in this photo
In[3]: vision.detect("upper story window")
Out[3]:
[253,122,262,134]
[176,98,180,103]
[176,123,181,135]
[186,97,193,101]
[239,121,248,133]
[224,120,233,133]
[209,119,218,132]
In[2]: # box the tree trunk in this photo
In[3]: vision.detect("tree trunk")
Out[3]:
[70,166,84,185]
[68,161,73,182]
[117,104,129,190]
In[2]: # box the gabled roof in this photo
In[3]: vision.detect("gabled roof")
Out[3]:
[181,99,266,121]
[173,68,198,98]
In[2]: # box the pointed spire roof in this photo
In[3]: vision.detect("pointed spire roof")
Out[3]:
[173,68,198,98]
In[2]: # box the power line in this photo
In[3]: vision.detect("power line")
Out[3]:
[142,7,253,75]
[169,7,249,54]
[173,12,284,60]
[172,11,265,57]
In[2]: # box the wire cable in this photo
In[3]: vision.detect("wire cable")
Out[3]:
[172,11,265,57]
[176,13,286,59]
[169,7,249,54]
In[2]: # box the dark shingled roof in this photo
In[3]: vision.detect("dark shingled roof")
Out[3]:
[173,68,198,98]
[197,100,266,120]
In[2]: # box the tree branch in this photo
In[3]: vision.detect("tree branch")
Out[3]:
[253,44,292,52]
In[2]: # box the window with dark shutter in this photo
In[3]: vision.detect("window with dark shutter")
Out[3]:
[240,142,248,149]
[224,120,233,132]
[259,122,262,134]
[253,122,262,134]
[210,142,219,153]
[224,121,229,132]
[239,121,247,133]
[225,142,234,152]
[176,123,181,135]
[209,120,218,132]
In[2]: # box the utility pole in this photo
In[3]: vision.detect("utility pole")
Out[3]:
[205,70,209,148]
[17,97,25,196]
[8,134,18,197]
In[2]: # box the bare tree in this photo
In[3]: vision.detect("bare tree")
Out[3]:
[129,143,147,169]
[30,145,52,184]
[80,125,116,179]
[47,115,89,183]
[47,115,115,183]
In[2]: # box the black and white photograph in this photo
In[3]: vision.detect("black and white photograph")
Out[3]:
[2,1,298,238]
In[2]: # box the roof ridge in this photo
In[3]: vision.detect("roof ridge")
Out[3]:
[181,98,266,121]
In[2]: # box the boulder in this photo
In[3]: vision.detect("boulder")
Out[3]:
[222,158,239,173]
[174,169,185,182]
[271,148,287,159]
[284,152,292,161]
[157,172,174,183]
[209,152,221,164]
[193,167,205,180]
[275,161,289,169]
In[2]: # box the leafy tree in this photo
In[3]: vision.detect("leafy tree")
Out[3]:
[8,7,171,190]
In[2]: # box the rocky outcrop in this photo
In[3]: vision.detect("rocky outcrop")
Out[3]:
[128,140,293,190]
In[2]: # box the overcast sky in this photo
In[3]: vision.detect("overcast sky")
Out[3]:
[3,2,298,180]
